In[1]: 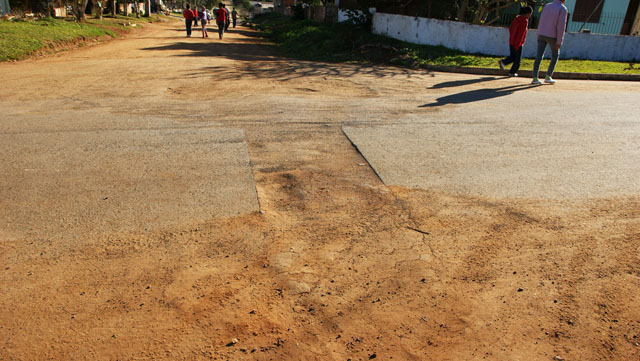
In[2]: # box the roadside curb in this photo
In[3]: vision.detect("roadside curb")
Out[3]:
[422,64,640,82]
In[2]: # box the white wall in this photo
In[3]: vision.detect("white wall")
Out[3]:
[372,13,640,62]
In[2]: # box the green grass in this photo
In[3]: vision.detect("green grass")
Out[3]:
[251,13,640,75]
[0,15,167,62]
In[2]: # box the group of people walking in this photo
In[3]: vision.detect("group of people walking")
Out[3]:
[182,3,238,39]
[499,0,568,84]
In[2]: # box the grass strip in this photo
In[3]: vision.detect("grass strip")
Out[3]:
[0,15,166,62]
[251,13,640,75]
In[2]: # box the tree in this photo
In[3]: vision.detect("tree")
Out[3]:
[71,0,91,20]
[93,0,103,19]
[454,0,542,24]
[473,0,520,25]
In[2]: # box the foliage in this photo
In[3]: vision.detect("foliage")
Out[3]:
[342,0,546,24]
[458,0,545,24]
[343,8,371,27]
[249,13,640,74]
[292,3,305,20]
[232,0,254,12]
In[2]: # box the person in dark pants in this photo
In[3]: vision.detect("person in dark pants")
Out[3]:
[231,8,238,28]
[498,6,533,77]
[215,2,227,39]
[532,0,568,84]
[182,4,195,37]
[224,3,230,31]
[193,6,198,26]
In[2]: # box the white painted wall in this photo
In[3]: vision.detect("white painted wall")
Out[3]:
[372,13,640,62]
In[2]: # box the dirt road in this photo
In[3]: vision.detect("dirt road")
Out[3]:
[1,18,639,360]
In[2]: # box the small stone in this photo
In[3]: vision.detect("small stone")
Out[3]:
[226,338,239,347]
[369,353,377,359]
[284,280,311,295]
[517,288,523,292]
[553,356,564,361]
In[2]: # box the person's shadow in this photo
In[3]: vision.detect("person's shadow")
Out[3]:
[420,84,539,107]
[428,76,506,89]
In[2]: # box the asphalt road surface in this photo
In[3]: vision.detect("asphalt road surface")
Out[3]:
[1,17,639,361]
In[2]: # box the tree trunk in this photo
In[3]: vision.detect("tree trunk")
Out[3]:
[124,0,129,15]
[73,0,90,20]
[94,0,103,19]
[456,0,469,21]
[144,0,150,16]
[111,0,115,15]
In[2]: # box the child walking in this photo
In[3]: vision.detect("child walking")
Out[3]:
[200,6,209,38]
[498,6,533,77]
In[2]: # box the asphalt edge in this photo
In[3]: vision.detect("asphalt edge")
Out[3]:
[423,64,640,81]
[340,126,386,186]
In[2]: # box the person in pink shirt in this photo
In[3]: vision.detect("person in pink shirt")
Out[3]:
[498,6,533,77]
[531,0,568,84]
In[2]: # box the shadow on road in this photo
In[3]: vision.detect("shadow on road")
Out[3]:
[420,84,539,107]
[141,31,433,81]
[429,76,507,89]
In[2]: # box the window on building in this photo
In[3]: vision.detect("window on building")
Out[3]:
[572,0,604,23]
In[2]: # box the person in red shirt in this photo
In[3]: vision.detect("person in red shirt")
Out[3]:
[193,7,199,26]
[498,6,533,77]
[215,3,228,39]
[182,4,195,37]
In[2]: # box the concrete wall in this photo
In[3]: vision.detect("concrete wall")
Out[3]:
[372,12,640,62]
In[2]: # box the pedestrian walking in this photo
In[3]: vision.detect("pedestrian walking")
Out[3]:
[498,6,532,77]
[231,8,238,28]
[215,3,227,39]
[193,6,199,26]
[200,6,209,38]
[224,4,231,31]
[531,0,568,84]
[182,4,195,37]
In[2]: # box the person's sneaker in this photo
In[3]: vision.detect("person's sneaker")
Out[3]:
[509,73,518,77]
[544,76,557,84]
[498,60,505,71]
[531,78,542,85]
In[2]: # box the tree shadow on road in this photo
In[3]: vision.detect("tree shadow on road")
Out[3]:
[141,37,434,81]
[420,84,539,107]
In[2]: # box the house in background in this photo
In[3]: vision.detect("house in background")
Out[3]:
[499,0,640,35]
[560,0,640,35]
[274,0,296,15]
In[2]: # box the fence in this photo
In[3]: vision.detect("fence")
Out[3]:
[567,12,626,34]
